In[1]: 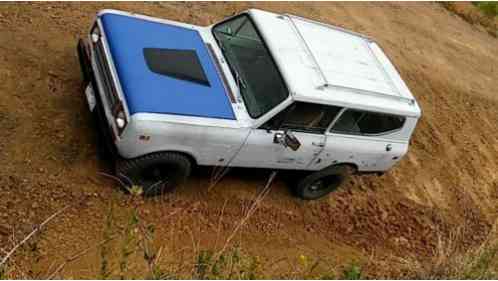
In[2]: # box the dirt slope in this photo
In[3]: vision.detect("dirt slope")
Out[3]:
[0,2,497,278]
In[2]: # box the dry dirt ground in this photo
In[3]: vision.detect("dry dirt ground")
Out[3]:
[0,2,497,278]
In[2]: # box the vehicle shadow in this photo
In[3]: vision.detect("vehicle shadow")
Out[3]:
[186,165,299,200]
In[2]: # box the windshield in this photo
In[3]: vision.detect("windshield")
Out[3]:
[212,14,289,118]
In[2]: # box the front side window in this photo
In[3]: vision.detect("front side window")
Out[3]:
[331,109,405,135]
[212,14,289,118]
[262,102,342,134]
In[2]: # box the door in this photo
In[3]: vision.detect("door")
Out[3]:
[323,108,408,171]
[231,102,342,170]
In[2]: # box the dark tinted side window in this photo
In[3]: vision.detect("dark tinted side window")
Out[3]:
[331,109,405,135]
[262,102,342,134]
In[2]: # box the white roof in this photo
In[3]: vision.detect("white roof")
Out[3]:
[249,9,421,117]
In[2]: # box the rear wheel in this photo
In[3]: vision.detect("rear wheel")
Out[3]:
[116,152,192,197]
[295,165,352,200]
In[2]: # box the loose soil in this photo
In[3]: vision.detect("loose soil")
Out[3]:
[0,2,497,278]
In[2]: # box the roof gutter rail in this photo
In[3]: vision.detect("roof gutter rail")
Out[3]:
[285,14,416,107]
[286,15,330,88]
[285,14,373,42]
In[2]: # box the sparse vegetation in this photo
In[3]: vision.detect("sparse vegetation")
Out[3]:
[99,172,144,196]
[99,204,114,279]
[393,226,498,279]
[0,265,6,280]
[475,2,498,17]
[194,248,261,279]
[0,203,361,279]
[342,263,362,280]
[118,212,138,279]
[6,206,498,279]
[411,242,498,279]
[442,2,498,37]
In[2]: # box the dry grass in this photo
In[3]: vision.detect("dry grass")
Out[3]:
[383,224,498,279]
[441,2,498,37]
[12,208,498,280]
[405,242,498,279]
[0,171,361,279]
[2,177,497,279]
[6,171,496,280]
[0,213,358,279]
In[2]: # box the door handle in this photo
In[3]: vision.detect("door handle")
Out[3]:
[312,142,325,147]
[386,144,392,152]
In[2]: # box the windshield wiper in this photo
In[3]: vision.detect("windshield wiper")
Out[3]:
[216,39,247,91]
[234,71,247,90]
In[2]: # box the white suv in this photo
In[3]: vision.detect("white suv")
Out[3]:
[77,9,421,199]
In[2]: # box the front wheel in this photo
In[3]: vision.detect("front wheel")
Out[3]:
[295,166,352,200]
[116,152,192,197]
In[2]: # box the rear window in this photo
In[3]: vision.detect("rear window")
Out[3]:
[331,109,405,135]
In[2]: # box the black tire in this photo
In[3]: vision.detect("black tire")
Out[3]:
[77,39,92,83]
[295,165,351,200]
[116,152,192,197]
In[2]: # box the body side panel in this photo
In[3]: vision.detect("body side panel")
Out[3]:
[229,129,326,170]
[117,115,250,166]
[320,133,408,172]
[317,117,418,171]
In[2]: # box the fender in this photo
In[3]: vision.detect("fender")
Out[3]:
[323,162,359,174]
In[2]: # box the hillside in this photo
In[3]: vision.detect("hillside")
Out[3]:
[0,2,497,278]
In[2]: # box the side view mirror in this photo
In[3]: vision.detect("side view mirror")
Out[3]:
[273,130,301,151]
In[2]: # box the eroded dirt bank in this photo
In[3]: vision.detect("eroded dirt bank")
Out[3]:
[0,2,497,278]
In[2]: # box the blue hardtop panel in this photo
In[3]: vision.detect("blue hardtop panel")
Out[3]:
[100,13,235,120]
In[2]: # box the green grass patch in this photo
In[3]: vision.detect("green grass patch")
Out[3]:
[474,2,498,17]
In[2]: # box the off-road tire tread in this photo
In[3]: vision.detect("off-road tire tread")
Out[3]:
[295,165,351,200]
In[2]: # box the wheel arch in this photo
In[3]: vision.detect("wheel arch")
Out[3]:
[324,162,359,174]
[124,150,198,167]
[157,150,198,167]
